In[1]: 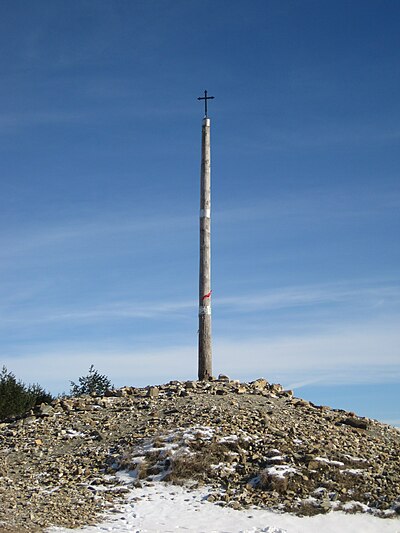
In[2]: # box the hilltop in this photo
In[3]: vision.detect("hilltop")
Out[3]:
[0,377,399,532]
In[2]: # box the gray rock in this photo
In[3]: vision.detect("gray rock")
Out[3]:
[340,417,369,430]
[146,386,159,398]
[36,403,55,417]
[251,378,268,391]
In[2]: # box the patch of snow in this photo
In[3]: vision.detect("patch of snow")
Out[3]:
[268,449,281,456]
[342,468,364,475]
[342,500,371,512]
[343,454,366,463]
[264,465,297,479]
[302,495,319,504]
[46,481,400,533]
[218,434,239,443]
[65,429,86,438]
[116,468,141,484]
[315,457,345,467]
[267,456,285,463]
[181,426,215,441]
[41,486,60,494]
[210,462,237,474]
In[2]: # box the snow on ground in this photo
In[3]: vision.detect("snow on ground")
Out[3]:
[48,426,400,532]
[48,480,400,533]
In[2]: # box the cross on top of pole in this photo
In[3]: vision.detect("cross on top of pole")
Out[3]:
[197,90,215,117]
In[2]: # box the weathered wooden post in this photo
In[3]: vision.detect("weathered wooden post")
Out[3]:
[197,90,214,380]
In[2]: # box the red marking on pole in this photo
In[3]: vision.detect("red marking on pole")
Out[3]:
[202,290,212,301]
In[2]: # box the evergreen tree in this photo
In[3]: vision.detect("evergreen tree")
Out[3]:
[70,365,112,397]
[0,366,53,421]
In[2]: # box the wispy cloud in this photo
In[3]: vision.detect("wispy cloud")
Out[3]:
[0,111,91,133]
[2,316,399,395]
[1,279,398,329]
[0,103,195,135]
[215,188,400,225]
[0,300,196,328]
[217,281,400,313]
[215,320,400,386]
[1,344,197,393]
[238,118,400,153]
[0,213,194,261]
[1,185,397,262]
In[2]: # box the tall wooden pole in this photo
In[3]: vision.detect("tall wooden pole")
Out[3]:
[198,115,212,380]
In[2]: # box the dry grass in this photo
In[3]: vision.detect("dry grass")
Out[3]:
[164,440,231,482]
[255,470,289,493]
[296,501,329,516]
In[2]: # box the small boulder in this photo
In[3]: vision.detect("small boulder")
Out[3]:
[341,417,369,430]
[269,383,283,394]
[146,386,159,398]
[36,403,55,417]
[251,378,268,391]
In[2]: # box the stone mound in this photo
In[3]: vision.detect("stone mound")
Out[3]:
[0,377,399,531]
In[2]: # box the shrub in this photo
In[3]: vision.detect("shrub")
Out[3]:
[164,440,231,483]
[0,366,53,421]
[70,365,113,397]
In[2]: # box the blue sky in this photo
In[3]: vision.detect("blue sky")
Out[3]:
[1,0,399,424]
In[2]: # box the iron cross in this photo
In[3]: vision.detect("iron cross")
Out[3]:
[197,90,215,117]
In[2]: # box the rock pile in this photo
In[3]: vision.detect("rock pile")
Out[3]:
[0,377,399,531]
